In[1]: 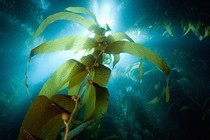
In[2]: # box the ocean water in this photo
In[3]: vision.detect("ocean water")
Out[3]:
[0,0,210,139]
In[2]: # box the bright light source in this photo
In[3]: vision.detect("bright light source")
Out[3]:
[89,0,119,30]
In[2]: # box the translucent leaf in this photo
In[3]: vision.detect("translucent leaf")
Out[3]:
[18,95,75,140]
[90,83,109,121]
[39,59,86,98]
[68,71,88,96]
[30,36,98,60]
[103,24,111,31]
[138,58,143,78]
[106,32,134,43]
[79,55,95,66]
[113,54,120,68]
[76,84,96,121]
[65,7,98,24]
[67,55,96,96]
[34,12,101,38]
[105,41,170,76]
[92,64,111,87]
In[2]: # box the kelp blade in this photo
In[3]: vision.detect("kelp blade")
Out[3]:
[65,7,98,24]
[105,41,170,76]
[106,32,134,43]
[34,12,101,38]
[92,64,111,87]
[39,59,86,98]
[113,54,120,68]
[30,36,98,60]
[90,83,109,121]
[18,96,60,140]
[138,58,143,78]
[75,84,96,121]
[68,71,88,96]
[18,94,75,140]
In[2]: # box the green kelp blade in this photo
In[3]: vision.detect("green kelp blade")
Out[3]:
[68,71,88,96]
[138,58,143,78]
[50,94,76,113]
[39,59,86,98]
[39,115,63,140]
[143,96,160,105]
[90,83,109,121]
[68,55,95,96]
[76,84,96,121]
[18,96,61,140]
[113,54,120,69]
[92,64,111,87]
[65,7,98,24]
[105,41,170,76]
[79,55,95,66]
[34,12,101,38]
[105,41,170,102]
[106,32,134,43]
[30,36,98,60]
[38,94,75,140]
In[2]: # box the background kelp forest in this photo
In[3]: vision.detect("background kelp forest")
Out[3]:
[0,0,210,139]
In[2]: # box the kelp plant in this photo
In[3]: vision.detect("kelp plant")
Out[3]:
[18,7,170,140]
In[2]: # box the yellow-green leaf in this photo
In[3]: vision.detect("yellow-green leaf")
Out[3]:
[92,64,111,87]
[76,84,96,121]
[68,71,88,96]
[106,32,134,43]
[65,7,98,24]
[105,41,170,76]
[113,54,120,68]
[90,83,109,121]
[79,55,95,66]
[34,12,101,38]
[138,58,143,78]
[30,36,98,60]
[143,96,160,105]
[39,59,86,98]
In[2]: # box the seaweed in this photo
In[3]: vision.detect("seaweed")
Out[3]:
[19,6,170,140]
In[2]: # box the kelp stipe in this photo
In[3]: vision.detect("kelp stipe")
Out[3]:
[19,6,170,140]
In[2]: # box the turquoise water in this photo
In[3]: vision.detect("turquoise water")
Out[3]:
[0,0,210,139]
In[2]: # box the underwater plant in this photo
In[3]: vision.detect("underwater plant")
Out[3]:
[18,7,170,140]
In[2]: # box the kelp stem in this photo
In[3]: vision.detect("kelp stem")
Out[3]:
[63,49,104,139]
[64,96,79,140]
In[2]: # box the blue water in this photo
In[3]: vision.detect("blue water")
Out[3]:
[0,0,210,139]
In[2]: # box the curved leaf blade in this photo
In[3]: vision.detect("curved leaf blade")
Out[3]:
[92,64,111,87]
[106,32,134,43]
[39,59,86,98]
[90,83,109,121]
[18,96,60,140]
[75,84,96,121]
[30,36,98,60]
[34,12,101,38]
[113,54,120,69]
[105,41,170,76]
[65,7,98,24]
